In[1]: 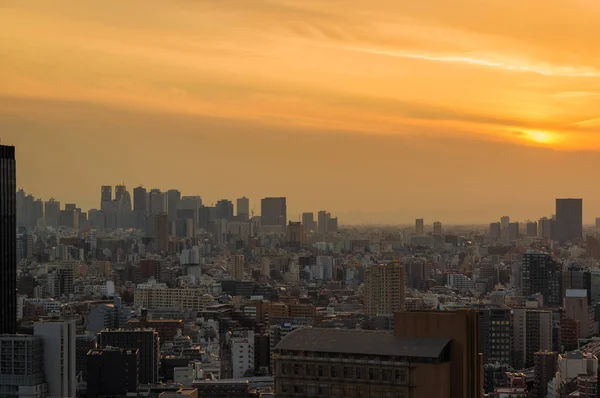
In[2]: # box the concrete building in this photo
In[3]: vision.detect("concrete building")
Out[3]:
[0,335,47,398]
[34,321,76,398]
[394,310,482,398]
[230,330,255,379]
[274,328,451,398]
[301,212,316,233]
[526,221,538,237]
[512,308,552,368]
[133,285,216,312]
[433,221,442,236]
[533,351,557,398]
[522,251,562,307]
[364,262,406,316]
[231,254,245,281]
[286,221,304,245]
[489,222,501,239]
[236,197,250,220]
[1,151,17,332]
[260,197,286,233]
[557,350,597,381]
[565,289,595,339]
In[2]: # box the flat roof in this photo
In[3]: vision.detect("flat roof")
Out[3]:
[274,328,451,358]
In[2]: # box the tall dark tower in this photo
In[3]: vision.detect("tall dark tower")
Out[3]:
[556,198,583,244]
[0,145,16,334]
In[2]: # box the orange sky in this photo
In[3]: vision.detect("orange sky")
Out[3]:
[2,0,600,224]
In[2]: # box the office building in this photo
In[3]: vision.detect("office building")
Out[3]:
[1,145,16,334]
[98,329,160,384]
[527,221,538,237]
[149,189,165,216]
[507,222,519,241]
[34,321,76,398]
[538,216,555,239]
[154,213,169,252]
[500,216,510,231]
[114,184,126,203]
[364,262,406,316]
[565,289,594,339]
[44,198,60,229]
[216,199,234,221]
[433,221,442,236]
[101,185,112,205]
[261,197,287,232]
[167,189,181,226]
[556,198,583,243]
[522,251,562,307]
[301,212,316,232]
[87,347,139,398]
[489,222,501,239]
[533,351,557,398]
[133,186,148,213]
[477,305,512,365]
[236,197,250,220]
[0,335,47,398]
[512,308,552,368]
[274,328,453,397]
[415,218,424,236]
[286,221,304,245]
[394,310,482,398]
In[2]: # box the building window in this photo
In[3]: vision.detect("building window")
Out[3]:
[356,367,363,379]
[382,369,392,381]
[318,384,330,396]
[317,365,324,377]
[306,384,318,396]
[331,366,338,378]
[343,366,353,379]
[395,368,407,384]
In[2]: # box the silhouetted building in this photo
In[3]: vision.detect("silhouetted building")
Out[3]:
[527,222,538,237]
[97,329,159,384]
[286,222,304,246]
[301,212,316,233]
[101,185,112,206]
[1,145,16,334]
[87,347,139,398]
[261,197,286,232]
[216,199,234,221]
[415,218,424,236]
[154,213,169,252]
[556,198,583,243]
[489,222,501,239]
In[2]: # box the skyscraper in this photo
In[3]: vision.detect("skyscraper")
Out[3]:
[100,185,112,205]
[317,210,331,234]
[302,212,316,232]
[166,189,181,226]
[415,218,424,236]
[43,198,60,229]
[216,199,234,221]
[526,221,538,237]
[236,197,250,220]
[364,262,406,316]
[0,144,16,334]
[433,221,443,236]
[148,189,164,216]
[133,186,147,213]
[115,184,126,203]
[556,198,583,243]
[261,197,286,232]
[154,213,169,253]
[34,321,76,398]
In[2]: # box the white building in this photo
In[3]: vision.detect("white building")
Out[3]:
[230,330,255,379]
[317,256,334,280]
[33,321,76,398]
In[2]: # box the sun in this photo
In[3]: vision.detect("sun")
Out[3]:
[522,130,557,145]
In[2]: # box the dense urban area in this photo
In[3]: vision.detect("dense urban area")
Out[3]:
[3,143,600,398]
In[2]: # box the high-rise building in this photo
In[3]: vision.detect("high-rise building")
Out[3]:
[596,217,600,229]
[565,289,594,339]
[216,199,234,221]
[133,186,148,213]
[230,330,255,379]
[34,321,76,398]
[167,189,181,226]
[286,222,305,245]
[415,218,424,236]
[101,185,113,205]
[364,262,406,316]
[236,197,250,220]
[533,351,557,398]
[522,251,562,307]
[433,221,442,236]
[149,189,164,216]
[500,216,510,231]
[538,216,555,239]
[507,222,519,241]
[394,310,482,398]
[476,305,513,365]
[87,347,139,398]
[526,221,538,237]
[97,329,160,384]
[44,198,60,229]
[115,184,126,203]
[231,254,245,281]
[556,198,583,243]
[301,212,316,232]
[317,210,331,234]
[154,213,169,253]
[0,145,16,334]
[0,335,46,398]
[261,197,287,232]
[489,222,501,239]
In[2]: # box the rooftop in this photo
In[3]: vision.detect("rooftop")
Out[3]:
[274,328,451,358]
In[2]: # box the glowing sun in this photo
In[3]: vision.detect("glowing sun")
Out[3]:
[522,130,557,145]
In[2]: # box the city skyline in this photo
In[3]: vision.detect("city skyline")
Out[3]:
[3,1,600,224]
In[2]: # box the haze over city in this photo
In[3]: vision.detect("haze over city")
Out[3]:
[2,0,600,223]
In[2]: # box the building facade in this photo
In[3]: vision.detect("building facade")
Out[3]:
[364,262,406,316]
[0,145,16,335]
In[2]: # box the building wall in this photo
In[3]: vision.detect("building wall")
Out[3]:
[33,321,76,398]
[394,311,482,398]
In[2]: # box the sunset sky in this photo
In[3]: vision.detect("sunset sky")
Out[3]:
[2,0,600,224]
